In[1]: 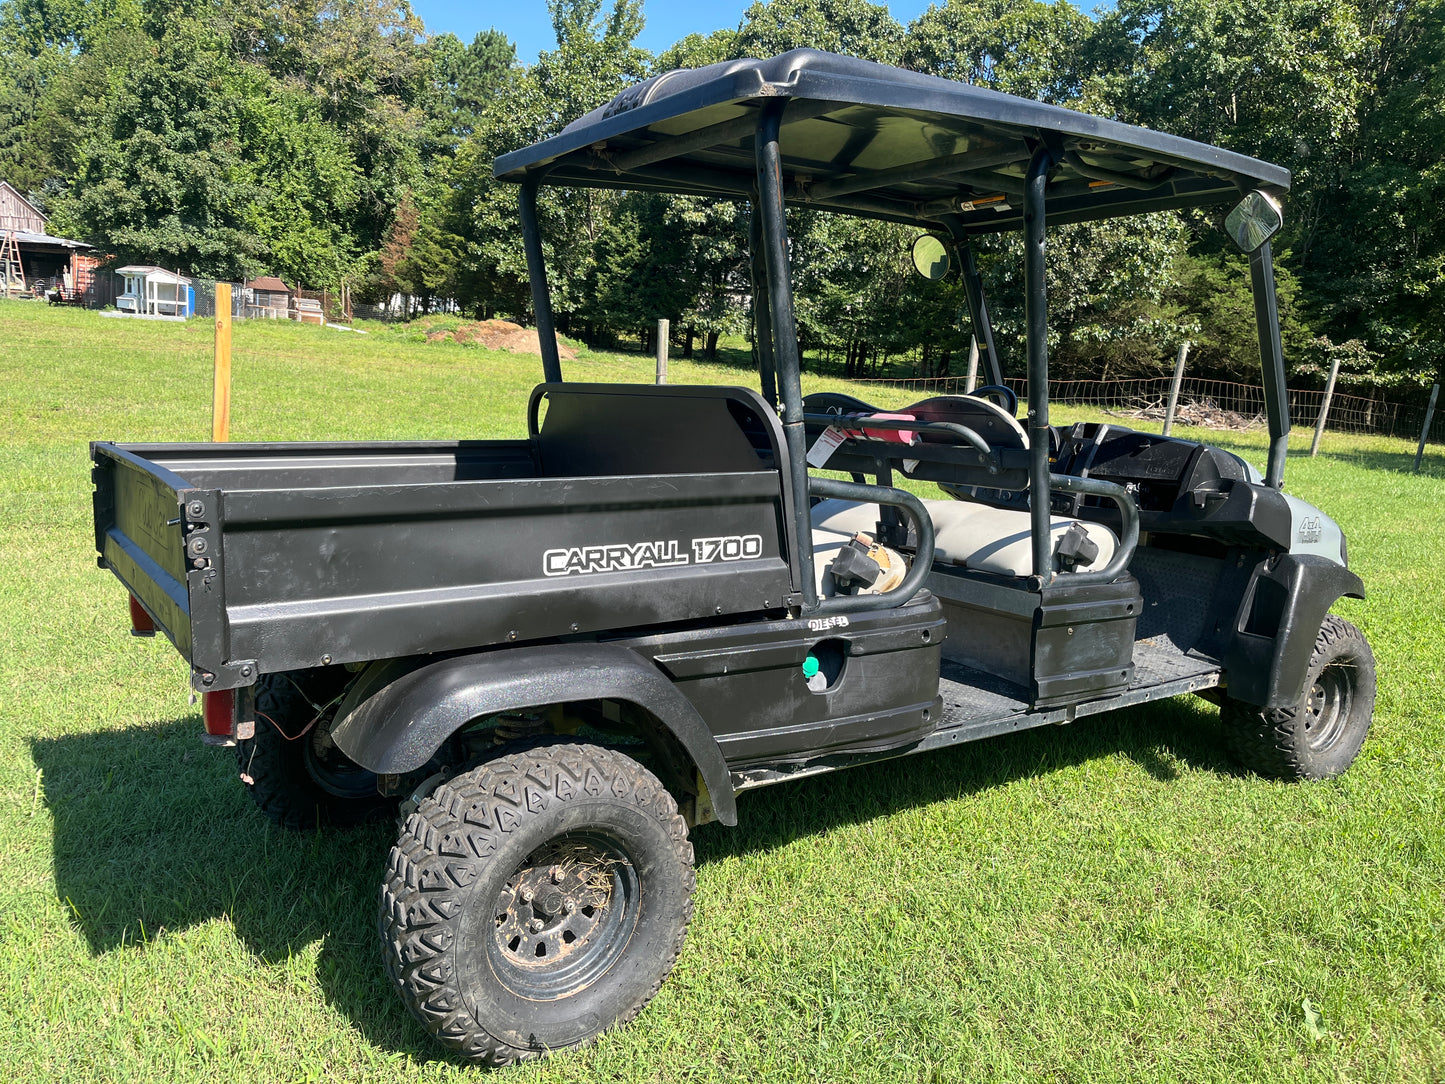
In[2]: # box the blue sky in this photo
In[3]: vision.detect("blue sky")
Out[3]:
[409,1,938,64]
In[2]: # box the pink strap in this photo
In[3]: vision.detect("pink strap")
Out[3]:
[858,412,917,444]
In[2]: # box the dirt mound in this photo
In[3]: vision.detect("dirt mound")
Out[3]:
[427,318,576,359]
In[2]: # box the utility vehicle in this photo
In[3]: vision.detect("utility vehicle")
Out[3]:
[90,50,1375,1064]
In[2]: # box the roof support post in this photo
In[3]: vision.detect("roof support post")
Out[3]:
[748,199,779,410]
[1023,146,1054,586]
[756,99,817,610]
[949,227,1004,387]
[1249,239,1290,488]
[519,173,563,384]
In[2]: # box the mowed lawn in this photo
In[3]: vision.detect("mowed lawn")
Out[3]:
[0,299,1441,1083]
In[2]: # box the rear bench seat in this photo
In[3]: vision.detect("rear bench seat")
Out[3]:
[811,497,1118,594]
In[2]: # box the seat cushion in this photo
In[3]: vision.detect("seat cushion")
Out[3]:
[811,497,1118,579]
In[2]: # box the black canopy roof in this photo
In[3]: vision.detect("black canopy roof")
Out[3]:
[494,49,1290,234]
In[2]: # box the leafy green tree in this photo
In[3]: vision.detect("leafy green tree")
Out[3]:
[902,0,1095,103]
[0,0,145,195]
[455,29,517,119]
[1098,0,1367,178]
[47,18,363,284]
[667,198,750,358]
[655,28,737,71]
[1093,0,1440,386]
[426,28,516,139]
[441,0,650,329]
[1301,0,1445,387]
[733,0,905,63]
[47,22,271,278]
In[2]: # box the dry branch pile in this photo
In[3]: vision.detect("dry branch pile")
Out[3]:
[1111,397,1264,431]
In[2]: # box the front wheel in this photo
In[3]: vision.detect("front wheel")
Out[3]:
[380,741,695,1064]
[1221,615,1376,780]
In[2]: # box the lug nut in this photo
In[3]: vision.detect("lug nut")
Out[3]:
[550,866,564,884]
[563,899,575,915]
[528,919,545,933]
[520,887,534,902]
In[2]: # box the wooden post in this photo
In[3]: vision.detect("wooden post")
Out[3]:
[1162,340,1190,436]
[964,335,980,393]
[1414,383,1439,473]
[656,318,669,384]
[213,283,232,442]
[1309,353,1342,457]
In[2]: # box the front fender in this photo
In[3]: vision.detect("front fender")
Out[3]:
[328,644,737,825]
[1223,554,1365,710]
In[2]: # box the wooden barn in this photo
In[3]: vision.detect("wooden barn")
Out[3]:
[0,180,98,301]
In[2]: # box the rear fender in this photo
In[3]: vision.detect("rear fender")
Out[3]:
[328,644,737,825]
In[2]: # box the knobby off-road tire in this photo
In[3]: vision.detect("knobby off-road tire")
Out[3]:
[380,742,695,1065]
[235,671,394,830]
[1221,615,1376,780]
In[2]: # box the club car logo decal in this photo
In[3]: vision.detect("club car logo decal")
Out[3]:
[543,535,763,577]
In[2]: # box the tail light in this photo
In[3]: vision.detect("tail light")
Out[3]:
[129,595,156,636]
[203,689,235,737]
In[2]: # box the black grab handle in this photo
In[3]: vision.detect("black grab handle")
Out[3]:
[808,476,936,614]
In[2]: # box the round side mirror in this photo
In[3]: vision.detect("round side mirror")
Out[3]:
[1225,190,1284,254]
[911,235,951,280]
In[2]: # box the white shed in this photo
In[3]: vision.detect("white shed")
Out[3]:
[115,265,194,316]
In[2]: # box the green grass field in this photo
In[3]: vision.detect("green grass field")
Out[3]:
[1,299,1441,1082]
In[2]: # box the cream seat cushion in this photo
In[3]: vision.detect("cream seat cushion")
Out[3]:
[810,497,1118,581]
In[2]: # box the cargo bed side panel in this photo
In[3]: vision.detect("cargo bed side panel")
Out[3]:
[220,471,792,674]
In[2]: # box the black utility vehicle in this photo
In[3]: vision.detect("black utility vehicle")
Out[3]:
[91,51,1375,1064]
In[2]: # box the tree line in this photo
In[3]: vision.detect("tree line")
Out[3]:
[1,0,1439,392]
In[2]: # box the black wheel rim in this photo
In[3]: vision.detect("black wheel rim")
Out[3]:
[1302,663,1353,753]
[486,832,640,1001]
[303,725,377,800]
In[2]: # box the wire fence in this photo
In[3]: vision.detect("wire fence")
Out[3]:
[847,374,1445,445]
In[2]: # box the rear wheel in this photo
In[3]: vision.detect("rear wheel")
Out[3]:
[379,741,694,1064]
[1221,615,1375,780]
[235,670,393,830]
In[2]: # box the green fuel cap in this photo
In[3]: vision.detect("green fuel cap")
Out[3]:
[802,655,820,678]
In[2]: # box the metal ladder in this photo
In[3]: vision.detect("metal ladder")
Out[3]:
[0,230,23,297]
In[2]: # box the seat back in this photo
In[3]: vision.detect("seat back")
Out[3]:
[801,389,1031,491]
[904,395,1028,452]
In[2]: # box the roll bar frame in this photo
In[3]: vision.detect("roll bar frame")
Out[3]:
[511,75,1291,608]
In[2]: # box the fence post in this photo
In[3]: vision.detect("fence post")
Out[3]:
[1162,341,1190,436]
[213,283,232,442]
[656,319,669,384]
[1310,354,1342,457]
[1414,383,1439,473]
[964,335,979,393]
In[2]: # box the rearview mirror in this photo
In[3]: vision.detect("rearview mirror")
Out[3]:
[1225,190,1283,253]
[911,235,951,280]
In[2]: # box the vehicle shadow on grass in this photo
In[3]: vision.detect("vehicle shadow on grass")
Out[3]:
[690,694,1235,865]
[30,694,1234,1061]
[29,717,437,1060]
